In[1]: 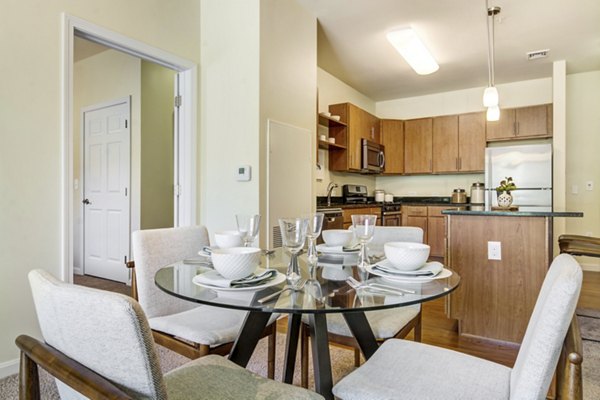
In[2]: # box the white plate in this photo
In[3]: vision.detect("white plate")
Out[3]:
[316,243,359,254]
[366,263,452,283]
[192,269,285,292]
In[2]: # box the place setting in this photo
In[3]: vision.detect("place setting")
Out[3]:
[192,214,285,293]
[365,242,453,283]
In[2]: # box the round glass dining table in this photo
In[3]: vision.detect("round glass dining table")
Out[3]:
[155,248,460,399]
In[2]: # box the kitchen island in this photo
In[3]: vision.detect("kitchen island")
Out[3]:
[441,208,583,346]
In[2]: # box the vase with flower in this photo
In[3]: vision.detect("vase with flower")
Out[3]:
[496,177,516,208]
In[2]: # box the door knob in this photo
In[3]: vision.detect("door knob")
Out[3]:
[82,198,91,205]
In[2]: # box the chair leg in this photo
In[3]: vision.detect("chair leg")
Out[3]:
[19,351,40,400]
[300,324,309,388]
[354,348,361,367]
[414,312,422,342]
[267,325,276,379]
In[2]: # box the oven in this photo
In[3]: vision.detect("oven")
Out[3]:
[381,204,402,226]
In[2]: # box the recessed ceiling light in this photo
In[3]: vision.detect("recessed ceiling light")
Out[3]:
[386,28,439,75]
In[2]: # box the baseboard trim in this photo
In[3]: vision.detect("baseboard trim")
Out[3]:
[0,358,19,379]
[581,263,600,272]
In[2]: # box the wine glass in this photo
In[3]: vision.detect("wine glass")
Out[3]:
[351,214,377,278]
[236,214,261,247]
[304,213,324,268]
[278,217,308,285]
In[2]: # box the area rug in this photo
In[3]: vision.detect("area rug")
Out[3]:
[577,308,600,342]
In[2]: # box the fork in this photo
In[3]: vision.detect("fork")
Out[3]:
[257,278,307,303]
[346,276,406,296]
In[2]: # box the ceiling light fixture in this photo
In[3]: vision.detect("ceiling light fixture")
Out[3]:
[387,28,439,75]
[484,3,501,121]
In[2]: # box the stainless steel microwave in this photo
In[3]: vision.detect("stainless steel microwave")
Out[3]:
[361,139,385,173]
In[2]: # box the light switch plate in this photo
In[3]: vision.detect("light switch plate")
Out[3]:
[488,241,502,260]
[236,165,251,181]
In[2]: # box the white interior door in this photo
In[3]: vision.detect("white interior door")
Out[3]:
[83,99,130,283]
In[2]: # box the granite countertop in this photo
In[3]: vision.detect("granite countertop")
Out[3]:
[442,206,583,218]
[316,196,454,209]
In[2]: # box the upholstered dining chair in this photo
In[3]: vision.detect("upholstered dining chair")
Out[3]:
[332,253,583,400]
[300,226,424,387]
[18,269,322,400]
[130,226,276,378]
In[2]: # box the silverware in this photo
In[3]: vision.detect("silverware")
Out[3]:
[346,277,406,296]
[257,278,307,303]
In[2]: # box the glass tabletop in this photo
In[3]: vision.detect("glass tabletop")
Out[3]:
[154,248,460,314]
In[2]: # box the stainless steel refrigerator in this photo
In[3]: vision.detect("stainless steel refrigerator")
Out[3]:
[484,143,552,210]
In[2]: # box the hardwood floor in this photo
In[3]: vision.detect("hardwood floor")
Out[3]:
[76,269,600,369]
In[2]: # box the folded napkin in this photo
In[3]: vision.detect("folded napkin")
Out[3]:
[194,269,277,288]
[373,261,444,277]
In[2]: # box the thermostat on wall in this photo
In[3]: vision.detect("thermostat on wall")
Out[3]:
[236,165,251,181]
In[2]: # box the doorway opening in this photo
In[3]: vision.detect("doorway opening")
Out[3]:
[62,14,198,283]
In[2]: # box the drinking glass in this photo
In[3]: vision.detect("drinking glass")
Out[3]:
[278,217,308,285]
[236,214,261,247]
[351,214,377,277]
[304,213,324,268]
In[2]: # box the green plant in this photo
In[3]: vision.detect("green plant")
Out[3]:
[496,177,517,194]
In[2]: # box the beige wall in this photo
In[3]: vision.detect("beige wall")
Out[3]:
[73,48,142,272]
[141,61,176,230]
[0,0,200,373]
[199,0,261,235]
[566,70,600,270]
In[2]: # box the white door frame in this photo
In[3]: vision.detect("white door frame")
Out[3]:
[61,14,197,282]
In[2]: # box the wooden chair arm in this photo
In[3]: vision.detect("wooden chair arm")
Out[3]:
[125,260,135,269]
[15,335,133,400]
[123,261,138,300]
[559,234,600,257]
[556,316,583,400]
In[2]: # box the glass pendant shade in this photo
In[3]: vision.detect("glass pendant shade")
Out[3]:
[487,105,500,121]
[483,86,499,107]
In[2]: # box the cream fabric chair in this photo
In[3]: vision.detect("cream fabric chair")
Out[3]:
[21,269,322,400]
[332,253,583,400]
[300,226,424,386]
[131,226,276,376]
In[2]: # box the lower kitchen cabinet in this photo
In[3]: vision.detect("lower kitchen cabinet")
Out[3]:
[401,206,428,244]
[402,205,448,258]
[342,207,382,229]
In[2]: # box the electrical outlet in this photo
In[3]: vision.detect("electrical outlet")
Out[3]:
[586,181,594,191]
[488,241,502,260]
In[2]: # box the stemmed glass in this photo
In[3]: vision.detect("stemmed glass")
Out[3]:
[351,214,377,279]
[236,214,261,247]
[278,217,308,285]
[304,213,324,301]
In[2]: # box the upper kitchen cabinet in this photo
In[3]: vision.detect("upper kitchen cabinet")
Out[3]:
[380,119,404,174]
[329,103,380,171]
[432,113,485,173]
[404,118,433,174]
[457,112,486,172]
[486,104,553,141]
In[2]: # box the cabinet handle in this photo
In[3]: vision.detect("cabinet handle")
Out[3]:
[517,121,520,135]
[429,159,432,171]
[459,157,462,170]
[455,158,458,170]
[514,121,518,136]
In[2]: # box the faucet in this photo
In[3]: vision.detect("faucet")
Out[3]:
[326,182,338,206]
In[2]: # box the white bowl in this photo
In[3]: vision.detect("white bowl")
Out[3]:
[214,230,243,248]
[322,229,354,247]
[211,247,260,279]
[384,242,430,271]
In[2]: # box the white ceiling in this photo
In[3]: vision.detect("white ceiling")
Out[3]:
[297,0,600,101]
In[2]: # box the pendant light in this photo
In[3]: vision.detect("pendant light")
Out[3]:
[484,2,501,121]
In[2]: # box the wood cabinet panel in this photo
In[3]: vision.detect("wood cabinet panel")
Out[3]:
[329,103,380,172]
[458,112,486,172]
[486,108,516,141]
[432,115,459,173]
[486,104,552,141]
[402,206,428,217]
[447,215,550,344]
[380,119,404,174]
[342,207,382,229]
[404,118,433,174]
[427,216,445,257]
[402,206,428,243]
[516,105,549,138]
